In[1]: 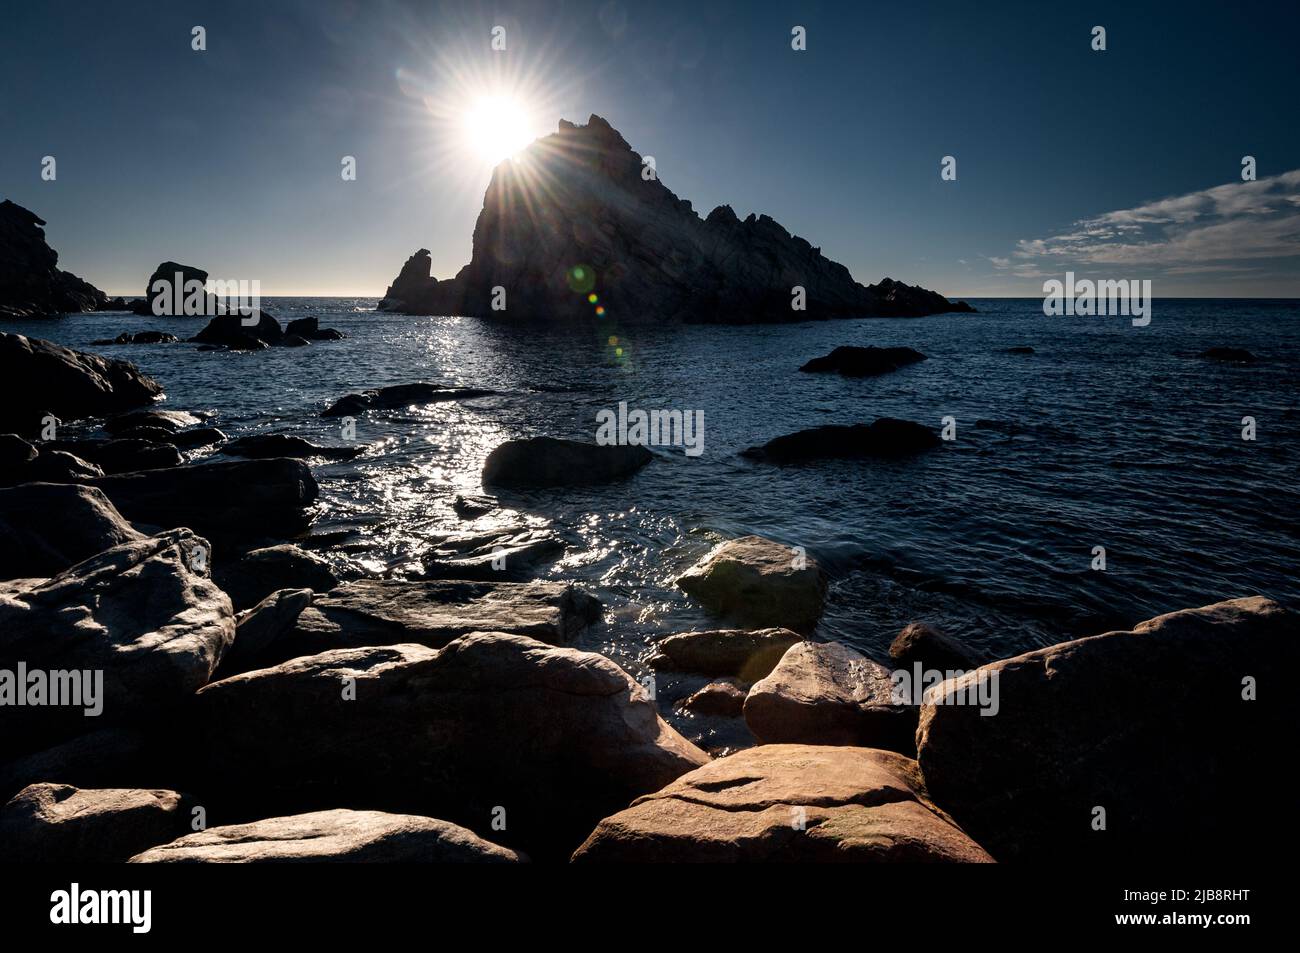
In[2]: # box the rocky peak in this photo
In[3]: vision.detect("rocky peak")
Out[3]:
[0,199,105,317]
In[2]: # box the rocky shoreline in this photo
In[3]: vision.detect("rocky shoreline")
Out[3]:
[0,331,1291,863]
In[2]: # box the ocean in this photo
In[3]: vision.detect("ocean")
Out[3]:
[9,297,1299,729]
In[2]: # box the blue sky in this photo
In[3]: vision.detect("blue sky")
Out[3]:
[2,0,1298,296]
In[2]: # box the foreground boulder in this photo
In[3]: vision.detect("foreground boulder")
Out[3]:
[88,458,318,548]
[741,419,941,463]
[572,745,993,862]
[322,383,494,417]
[0,530,233,759]
[0,333,162,436]
[194,633,709,858]
[131,809,521,863]
[212,544,338,611]
[744,641,916,752]
[0,783,191,863]
[483,437,652,488]
[917,596,1298,861]
[799,345,927,376]
[377,116,972,323]
[677,536,826,634]
[647,627,803,680]
[0,200,105,316]
[0,483,143,580]
[244,578,599,668]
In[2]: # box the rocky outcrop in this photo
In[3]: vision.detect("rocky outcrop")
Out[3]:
[88,458,319,548]
[916,596,1298,861]
[90,331,180,345]
[220,433,363,461]
[0,200,105,316]
[744,641,916,752]
[284,316,345,341]
[193,633,709,857]
[572,745,993,862]
[243,578,599,668]
[321,383,494,417]
[378,116,972,323]
[0,333,162,437]
[677,536,826,634]
[130,809,523,863]
[0,530,233,759]
[211,544,338,611]
[647,627,803,680]
[741,419,941,463]
[132,261,208,315]
[0,783,191,863]
[482,436,652,487]
[0,483,144,579]
[799,345,927,376]
[191,310,282,349]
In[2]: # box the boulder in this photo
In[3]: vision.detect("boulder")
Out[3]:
[0,200,105,316]
[191,310,283,349]
[217,588,313,677]
[212,544,338,611]
[799,345,927,376]
[321,383,495,417]
[0,783,191,863]
[482,436,652,487]
[744,641,916,752]
[193,633,709,858]
[452,493,497,518]
[647,627,803,680]
[219,433,363,461]
[419,527,566,581]
[0,529,234,759]
[45,437,183,474]
[572,745,993,862]
[676,536,826,634]
[103,409,204,435]
[0,332,162,436]
[87,458,318,548]
[133,261,208,316]
[248,578,600,668]
[0,483,144,580]
[678,679,747,717]
[741,419,941,463]
[916,596,1298,861]
[376,116,972,323]
[130,809,522,863]
[889,622,979,672]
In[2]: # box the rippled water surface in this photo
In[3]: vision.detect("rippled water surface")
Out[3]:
[11,298,1299,686]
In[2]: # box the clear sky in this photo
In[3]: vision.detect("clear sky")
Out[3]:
[2,0,1298,297]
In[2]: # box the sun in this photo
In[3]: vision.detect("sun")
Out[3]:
[462,95,536,163]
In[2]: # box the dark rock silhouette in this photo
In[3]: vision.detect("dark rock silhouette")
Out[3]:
[220,433,363,461]
[132,261,208,316]
[1198,346,1256,362]
[800,345,927,376]
[0,200,106,316]
[90,331,180,345]
[191,310,282,350]
[0,333,162,437]
[321,383,494,417]
[741,419,941,463]
[285,316,346,340]
[378,115,974,323]
[483,436,652,487]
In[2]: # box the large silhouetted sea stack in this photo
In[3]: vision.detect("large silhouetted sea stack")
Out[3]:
[0,200,106,317]
[379,115,973,323]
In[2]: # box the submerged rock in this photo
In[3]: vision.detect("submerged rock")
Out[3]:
[0,200,105,316]
[799,345,927,376]
[917,596,1298,861]
[741,419,941,463]
[0,783,191,863]
[104,409,205,435]
[1005,345,1035,354]
[572,744,993,862]
[744,641,916,752]
[194,633,709,858]
[0,483,143,580]
[220,433,363,461]
[482,436,652,487]
[677,535,826,634]
[0,332,162,437]
[321,383,495,417]
[285,316,346,341]
[130,809,523,863]
[678,679,747,717]
[377,116,973,323]
[647,627,804,680]
[453,493,498,518]
[1198,346,1256,362]
[419,527,566,581]
[0,529,233,759]
[90,331,180,345]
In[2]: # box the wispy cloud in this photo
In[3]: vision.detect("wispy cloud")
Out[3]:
[995,170,1300,273]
